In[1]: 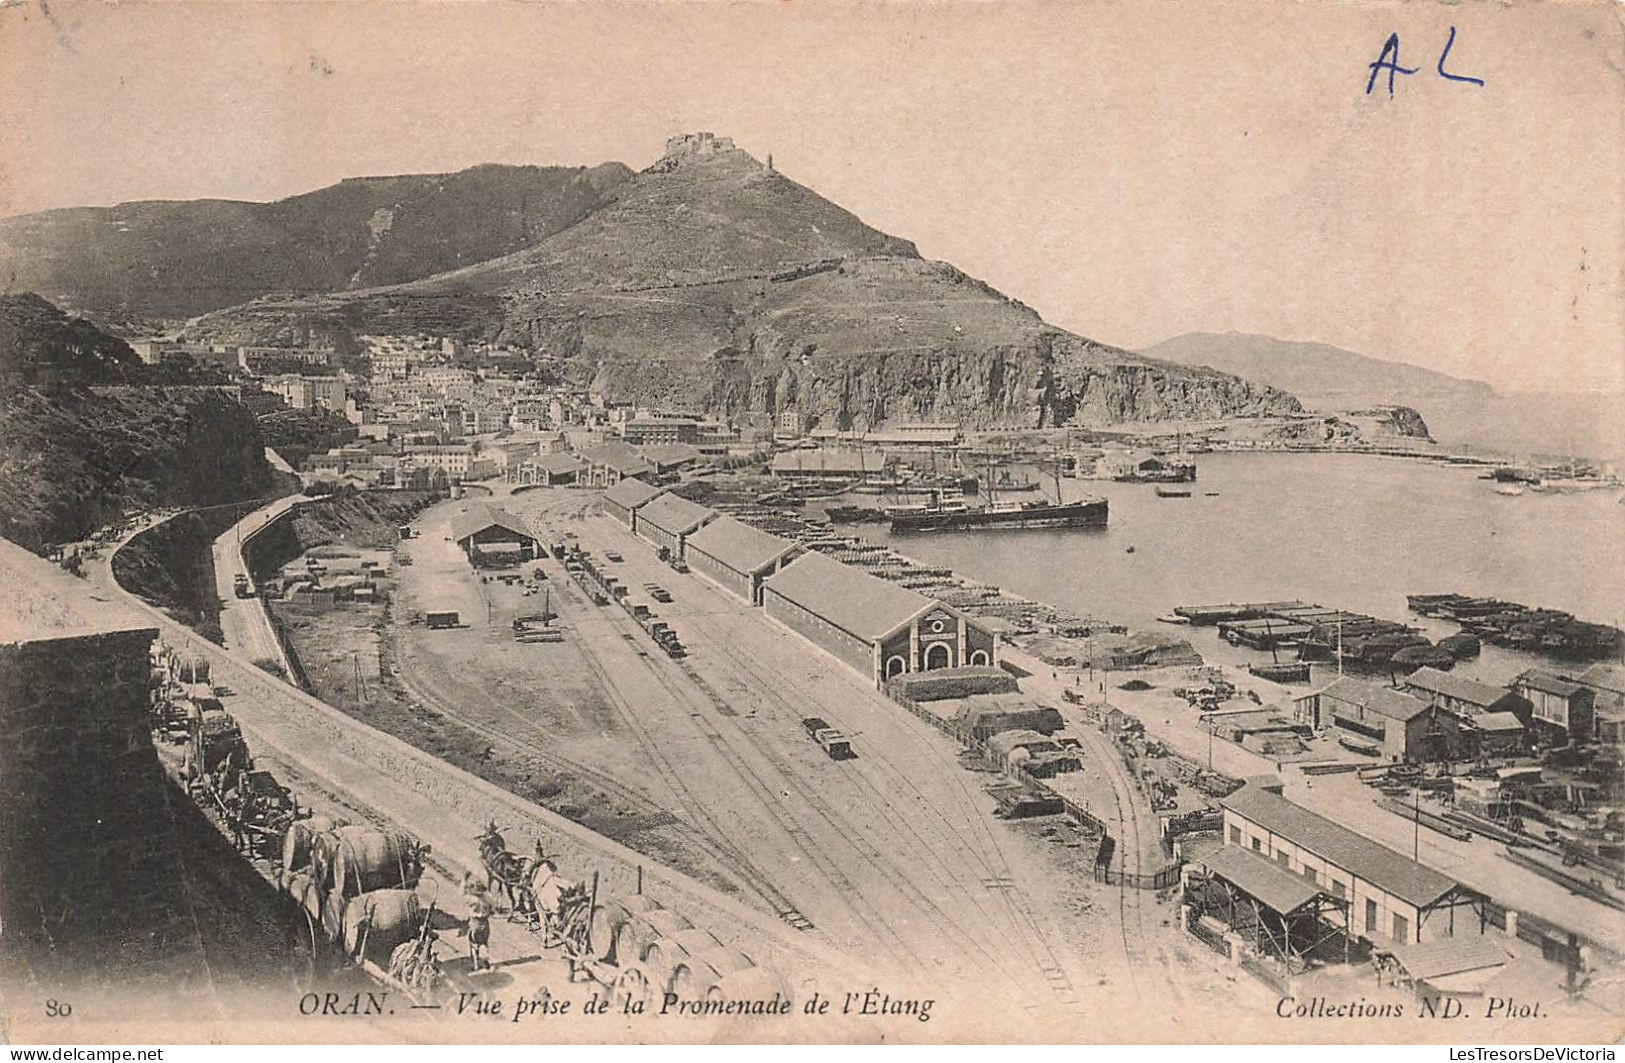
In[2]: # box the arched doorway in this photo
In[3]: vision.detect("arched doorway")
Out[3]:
[924,643,951,671]
[885,655,908,678]
[969,649,990,666]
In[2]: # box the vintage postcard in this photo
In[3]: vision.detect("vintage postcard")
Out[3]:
[0,0,1620,1047]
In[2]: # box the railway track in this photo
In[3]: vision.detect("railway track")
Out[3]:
[512,493,1114,1002]
[695,607,1086,1011]
[385,578,823,937]
[659,603,1060,1001]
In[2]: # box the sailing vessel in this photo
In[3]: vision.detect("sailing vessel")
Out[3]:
[889,457,1107,532]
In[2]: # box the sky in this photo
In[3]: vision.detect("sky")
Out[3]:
[1,0,1620,395]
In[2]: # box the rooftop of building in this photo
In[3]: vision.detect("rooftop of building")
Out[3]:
[602,476,665,509]
[1198,844,1329,916]
[1220,784,1465,908]
[1318,676,1434,722]
[448,504,534,544]
[1514,669,1587,698]
[1403,666,1519,708]
[763,551,941,643]
[634,492,716,535]
[685,515,801,575]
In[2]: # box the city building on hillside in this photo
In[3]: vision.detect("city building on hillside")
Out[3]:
[238,346,331,375]
[266,374,347,412]
[403,443,474,478]
[775,408,804,440]
[129,340,240,370]
[622,417,700,446]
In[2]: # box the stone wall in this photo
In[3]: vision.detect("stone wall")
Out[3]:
[0,628,216,995]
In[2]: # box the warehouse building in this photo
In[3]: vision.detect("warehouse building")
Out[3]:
[769,448,886,484]
[762,552,998,686]
[1293,677,1441,762]
[449,505,538,565]
[601,477,665,528]
[1220,780,1487,946]
[1403,666,1532,724]
[684,515,804,604]
[508,452,586,487]
[581,442,654,487]
[632,492,717,558]
[1510,669,1595,745]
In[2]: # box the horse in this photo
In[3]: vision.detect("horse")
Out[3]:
[477,828,545,920]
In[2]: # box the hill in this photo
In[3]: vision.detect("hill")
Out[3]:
[1143,332,1621,458]
[0,292,141,387]
[180,134,1302,430]
[0,386,274,550]
[0,163,632,322]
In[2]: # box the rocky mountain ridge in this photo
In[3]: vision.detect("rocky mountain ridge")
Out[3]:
[0,163,632,322]
[176,135,1304,430]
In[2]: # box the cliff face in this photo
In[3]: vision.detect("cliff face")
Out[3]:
[0,386,274,549]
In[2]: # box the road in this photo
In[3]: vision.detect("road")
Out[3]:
[213,492,309,674]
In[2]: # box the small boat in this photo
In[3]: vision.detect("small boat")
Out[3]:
[1203,491,1220,497]
[1248,661,1312,684]
[1156,613,1189,625]
[1154,486,1192,498]
[1125,545,1136,554]
[1339,735,1381,757]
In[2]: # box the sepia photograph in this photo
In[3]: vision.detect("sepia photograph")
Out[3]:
[0,0,1620,1047]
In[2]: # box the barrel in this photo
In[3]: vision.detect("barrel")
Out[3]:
[615,908,691,968]
[589,896,662,964]
[641,929,723,995]
[342,889,422,964]
[332,827,421,898]
[281,820,338,874]
[669,945,754,999]
[706,967,790,1006]
[320,888,347,944]
[283,870,323,923]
